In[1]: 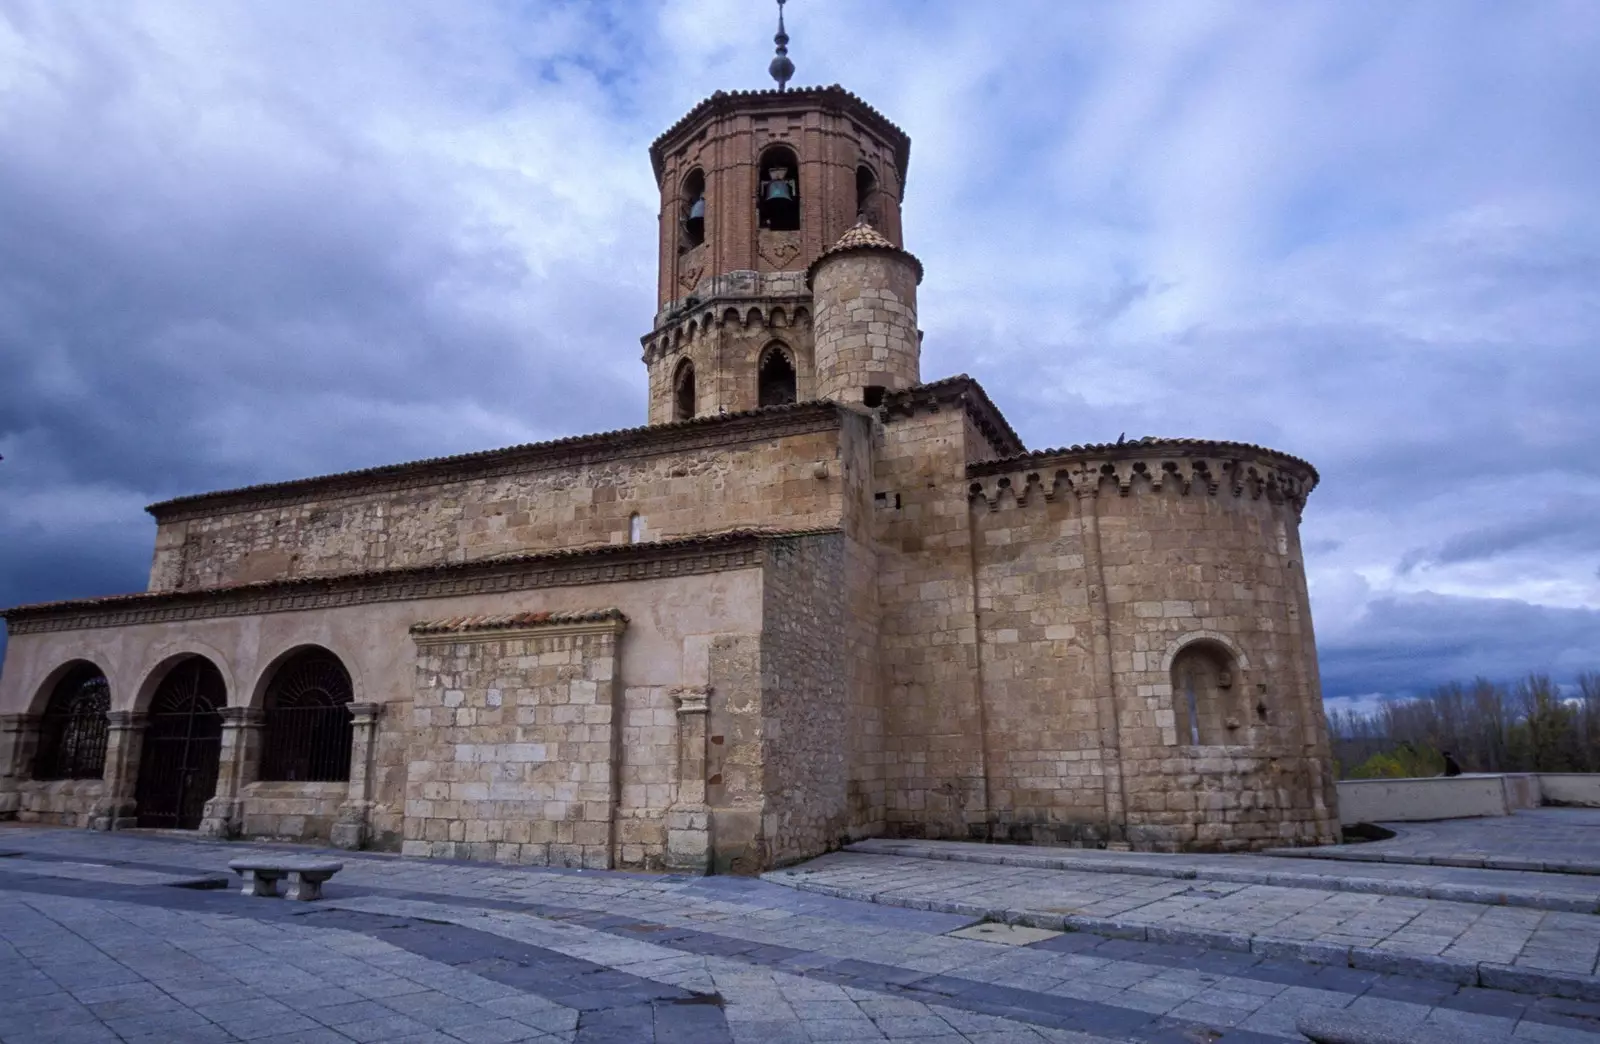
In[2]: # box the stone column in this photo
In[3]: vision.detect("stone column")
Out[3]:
[0,714,41,820]
[199,708,263,840]
[1075,482,1128,846]
[665,686,712,873]
[91,711,147,831]
[332,702,383,850]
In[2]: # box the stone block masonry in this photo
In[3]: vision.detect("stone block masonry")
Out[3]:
[404,610,626,869]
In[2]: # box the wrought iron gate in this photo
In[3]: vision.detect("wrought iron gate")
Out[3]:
[135,658,224,829]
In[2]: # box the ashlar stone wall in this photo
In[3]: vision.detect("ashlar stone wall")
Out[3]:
[148,410,847,592]
[405,611,626,868]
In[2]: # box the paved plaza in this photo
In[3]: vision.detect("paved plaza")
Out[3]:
[2,819,1600,1043]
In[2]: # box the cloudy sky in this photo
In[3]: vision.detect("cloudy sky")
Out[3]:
[1,0,1597,711]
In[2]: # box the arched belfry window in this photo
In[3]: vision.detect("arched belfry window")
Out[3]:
[758,146,800,231]
[856,164,880,226]
[673,359,696,421]
[33,663,110,780]
[1171,641,1239,746]
[260,649,354,782]
[680,168,706,253]
[758,344,797,407]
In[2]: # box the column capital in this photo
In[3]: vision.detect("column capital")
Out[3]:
[670,686,710,715]
[106,711,148,730]
[0,713,40,733]
[219,707,265,727]
[347,702,383,725]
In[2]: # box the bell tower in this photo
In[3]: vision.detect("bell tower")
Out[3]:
[641,2,915,423]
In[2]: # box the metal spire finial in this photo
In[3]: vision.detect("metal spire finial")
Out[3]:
[769,0,794,91]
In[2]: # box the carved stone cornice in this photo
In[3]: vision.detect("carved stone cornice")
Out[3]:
[965,440,1318,516]
[3,529,838,637]
[643,292,815,364]
[347,702,383,725]
[881,375,1026,459]
[146,405,844,523]
[650,85,910,187]
[671,686,711,715]
[411,608,627,647]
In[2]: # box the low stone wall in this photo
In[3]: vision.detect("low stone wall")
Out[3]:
[15,779,102,827]
[1535,774,1600,808]
[1337,773,1545,825]
[239,781,346,841]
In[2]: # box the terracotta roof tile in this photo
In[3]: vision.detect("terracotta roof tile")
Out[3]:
[410,609,626,636]
[808,221,924,284]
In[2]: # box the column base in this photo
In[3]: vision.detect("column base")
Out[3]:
[0,789,18,821]
[665,806,712,874]
[88,797,137,832]
[330,802,371,850]
[198,798,243,840]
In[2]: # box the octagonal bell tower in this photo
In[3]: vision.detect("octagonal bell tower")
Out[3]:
[640,7,913,424]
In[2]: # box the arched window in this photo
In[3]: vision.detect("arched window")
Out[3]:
[856,164,879,225]
[680,168,706,252]
[673,359,696,421]
[758,146,800,231]
[33,663,110,780]
[758,345,797,407]
[1171,641,1239,745]
[260,649,353,782]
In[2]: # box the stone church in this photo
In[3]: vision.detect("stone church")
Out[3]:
[0,29,1340,872]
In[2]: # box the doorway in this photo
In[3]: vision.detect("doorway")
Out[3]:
[135,657,225,829]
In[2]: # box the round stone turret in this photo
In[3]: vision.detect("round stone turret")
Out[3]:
[807,223,924,405]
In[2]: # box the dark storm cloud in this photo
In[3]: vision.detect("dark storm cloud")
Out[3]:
[1318,593,1600,701]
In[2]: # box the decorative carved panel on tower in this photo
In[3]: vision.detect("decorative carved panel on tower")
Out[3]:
[678,253,705,294]
[757,231,803,272]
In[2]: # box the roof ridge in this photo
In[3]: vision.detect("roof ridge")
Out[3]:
[145,401,841,517]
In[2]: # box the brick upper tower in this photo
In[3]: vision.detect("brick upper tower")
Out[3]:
[640,84,912,424]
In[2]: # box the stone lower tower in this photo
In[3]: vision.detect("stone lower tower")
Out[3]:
[641,86,911,424]
[808,223,923,404]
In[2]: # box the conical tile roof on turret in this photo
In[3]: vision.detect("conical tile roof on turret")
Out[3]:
[807,221,923,285]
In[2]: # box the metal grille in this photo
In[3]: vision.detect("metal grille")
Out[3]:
[33,664,110,780]
[135,658,224,829]
[260,651,353,782]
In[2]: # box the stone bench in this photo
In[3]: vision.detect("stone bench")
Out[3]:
[226,857,344,901]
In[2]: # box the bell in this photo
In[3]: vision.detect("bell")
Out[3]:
[687,197,705,220]
[763,167,795,202]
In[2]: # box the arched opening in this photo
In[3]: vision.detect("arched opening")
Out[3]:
[628,513,644,543]
[758,145,800,231]
[758,344,798,407]
[679,168,706,252]
[259,648,353,782]
[856,164,880,225]
[1171,641,1239,746]
[32,662,110,781]
[673,359,696,421]
[135,656,225,829]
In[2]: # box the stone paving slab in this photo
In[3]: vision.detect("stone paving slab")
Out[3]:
[768,851,1600,999]
[6,825,1600,1043]
[1265,811,1600,877]
[847,839,1600,914]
